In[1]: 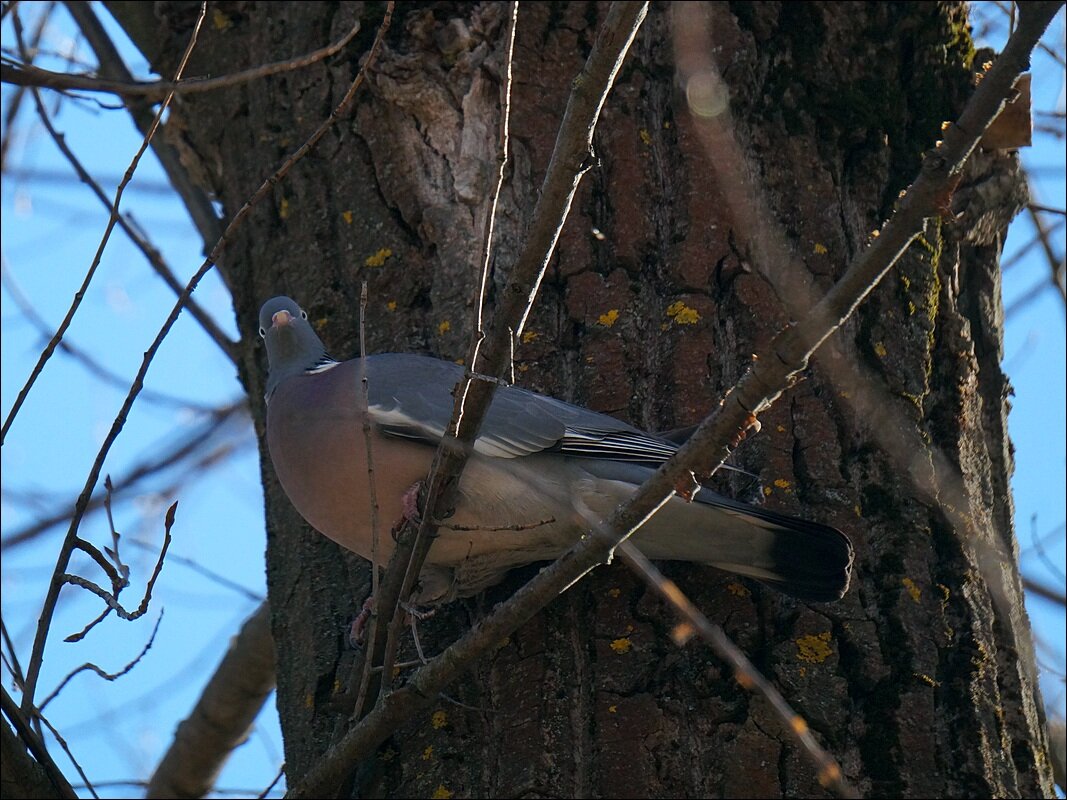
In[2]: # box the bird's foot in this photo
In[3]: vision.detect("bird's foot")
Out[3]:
[348,595,376,648]
[391,481,424,540]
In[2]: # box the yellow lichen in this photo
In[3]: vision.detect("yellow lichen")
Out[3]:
[874,341,888,358]
[608,704,618,713]
[763,486,773,496]
[902,577,921,603]
[608,587,621,598]
[813,242,828,255]
[386,300,397,312]
[279,197,290,220]
[796,632,833,663]
[666,301,701,325]
[522,330,539,343]
[212,8,234,30]
[364,247,393,267]
[639,128,652,146]
[597,309,620,327]
[422,746,434,761]
[431,710,447,729]
[342,210,354,225]
[774,478,792,490]
[610,638,632,654]
[438,320,451,335]
[727,581,751,597]
[431,785,454,799]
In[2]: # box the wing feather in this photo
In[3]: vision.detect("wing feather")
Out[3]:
[365,353,679,465]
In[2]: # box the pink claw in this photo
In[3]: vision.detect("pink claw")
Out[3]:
[348,595,376,647]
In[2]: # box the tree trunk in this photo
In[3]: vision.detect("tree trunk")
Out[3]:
[115,1,1053,796]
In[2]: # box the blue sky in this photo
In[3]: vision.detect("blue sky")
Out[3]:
[2,4,1064,797]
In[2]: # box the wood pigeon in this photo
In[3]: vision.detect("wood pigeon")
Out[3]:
[260,296,854,604]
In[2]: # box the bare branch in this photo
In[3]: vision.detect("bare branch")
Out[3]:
[349,281,384,724]
[0,90,239,363]
[1,258,222,407]
[614,540,854,795]
[17,1,210,717]
[1028,515,1067,584]
[374,0,523,708]
[2,2,209,446]
[0,686,77,800]
[60,500,176,640]
[1023,577,1067,606]
[1026,202,1067,303]
[2,400,245,549]
[0,0,50,171]
[0,616,26,689]
[366,0,649,719]
[284,5,1061,797]
[1,18,361,99]
[62,0,223,247]
[147,602,275,799]
[17,0,391,719]
[39,612,163,711]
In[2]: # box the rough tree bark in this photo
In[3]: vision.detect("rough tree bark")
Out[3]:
[111,1,1053,796]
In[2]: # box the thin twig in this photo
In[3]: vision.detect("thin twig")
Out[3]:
[1028,515,1066,584]
[257,764,286,799]
[1,19,362,99]
[371,1,648,714]
[615,540,853,794]
[1,257,221,407]
[0,89,238,363]
[0,0,51,170]
[0,616,26,689]
[16,0,392,717]
[39,612,163,711]
[146,602,276,799]
[1030,203,1067,216]
[1024,577,1067,605]
[350,280,383,722]
[29,700,99,799]
[61,501,175,640]
[62,0,223,247]
[1026,201,1066,303]
[17,1,209,717]
[126,536,264,602]
[375,0,521,705]
[0,685,78,800]
[2,2,209,446]
[2,400,245,549]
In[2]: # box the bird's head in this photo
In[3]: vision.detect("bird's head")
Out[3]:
[259,296,333,399]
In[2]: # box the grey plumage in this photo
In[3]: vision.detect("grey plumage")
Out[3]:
[260,296,854,604]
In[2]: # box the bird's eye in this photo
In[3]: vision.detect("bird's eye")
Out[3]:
[300,309,308,320]
[259,327,266,338]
